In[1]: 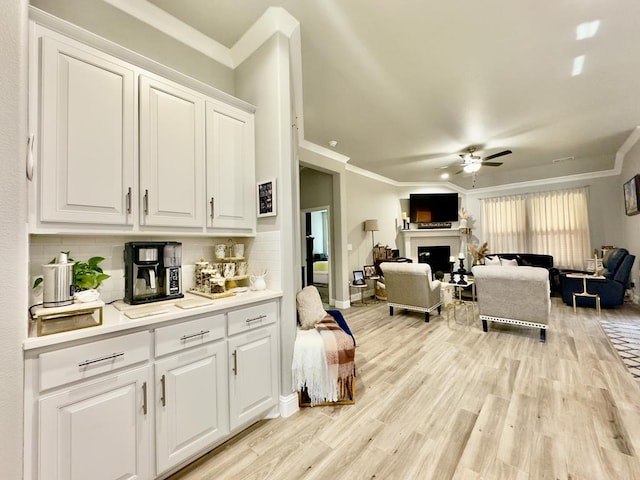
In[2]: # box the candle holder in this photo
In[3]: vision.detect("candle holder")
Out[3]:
[449,262,455,283]
[457,258,467,285]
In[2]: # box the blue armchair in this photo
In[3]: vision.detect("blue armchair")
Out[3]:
[560,248,635,308]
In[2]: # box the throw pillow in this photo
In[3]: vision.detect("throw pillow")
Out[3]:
[484,255,501,266]
[296,285,327,329]
[501,258,518,267]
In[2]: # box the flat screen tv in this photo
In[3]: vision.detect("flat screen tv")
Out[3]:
[409,193,459,223]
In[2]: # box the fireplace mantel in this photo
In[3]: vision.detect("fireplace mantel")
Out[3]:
[399,228,464,262]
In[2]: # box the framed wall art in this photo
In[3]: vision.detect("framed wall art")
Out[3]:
[623,174,640,216]
[257,179,276,218]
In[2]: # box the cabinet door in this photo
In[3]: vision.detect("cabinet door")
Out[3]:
[139,75,205,228]
[205,100,255,232]
[155,341,229,475]
[39,365,151,480]
[228,324,278,431]
[39,35,135,225]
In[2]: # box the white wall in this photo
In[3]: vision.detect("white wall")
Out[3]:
[619,139,640,296]
[0,0,28,478]
[235,33,297,397]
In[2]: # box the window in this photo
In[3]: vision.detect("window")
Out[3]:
[481,187,590,269]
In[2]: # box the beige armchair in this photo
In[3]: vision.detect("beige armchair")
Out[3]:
[379,262,442,322]
[472,265,550,342]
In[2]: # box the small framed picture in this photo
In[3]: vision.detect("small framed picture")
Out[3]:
[257,179,276,217]
[623,175,640,216]
[352,270,365,285]
[363,265,376,278]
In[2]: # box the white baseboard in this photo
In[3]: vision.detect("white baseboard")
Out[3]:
[279,392,299,418]
[334,299,350,309]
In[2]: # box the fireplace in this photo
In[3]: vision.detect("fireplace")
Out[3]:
[417,246,452,274]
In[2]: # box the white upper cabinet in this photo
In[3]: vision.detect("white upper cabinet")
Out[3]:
[30,23,255,236]
[205,101,256,232]
[139,76,205,228]
[38,35,135,226]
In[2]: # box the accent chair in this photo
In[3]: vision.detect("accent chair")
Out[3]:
[379,262,441,322]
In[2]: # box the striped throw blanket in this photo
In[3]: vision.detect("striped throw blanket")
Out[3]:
[292,314,356,405]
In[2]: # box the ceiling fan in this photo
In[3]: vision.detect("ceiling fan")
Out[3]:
[456,146,512,174]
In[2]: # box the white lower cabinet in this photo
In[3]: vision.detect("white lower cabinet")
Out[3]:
[39,365,152,480]
[227,302,279,431]
[27,298,280,480]
[154,315,228,475]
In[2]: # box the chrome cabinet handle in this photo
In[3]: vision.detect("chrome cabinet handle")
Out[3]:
[246,314,266,324]
[126,187,132,214]
[78,352,124,367]
[232,350,237,376]
[160,374,166,407]
[210,197,214,220]
[143,189,149,215]
[179,330,210,341]
[142,381,148,415]
[26,134,34,181]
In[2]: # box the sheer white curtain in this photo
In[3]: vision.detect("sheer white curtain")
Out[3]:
[481,187,591,269]
[481,195,528,253]
[527,188,591,269]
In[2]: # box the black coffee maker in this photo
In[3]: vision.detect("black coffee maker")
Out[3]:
[124,241,183,305]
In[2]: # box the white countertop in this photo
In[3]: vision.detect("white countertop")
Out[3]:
[24,290,283,351]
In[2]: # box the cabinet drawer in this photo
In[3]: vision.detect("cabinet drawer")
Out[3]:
[227,301,277,336]
[39,331,150,391]
[155,314,225,357]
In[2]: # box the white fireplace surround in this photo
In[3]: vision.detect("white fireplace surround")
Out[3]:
[400,229,465,263]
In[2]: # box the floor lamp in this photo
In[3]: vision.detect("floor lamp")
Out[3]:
[364,219,379,261]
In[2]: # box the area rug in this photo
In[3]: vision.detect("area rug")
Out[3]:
[600,319,640,382]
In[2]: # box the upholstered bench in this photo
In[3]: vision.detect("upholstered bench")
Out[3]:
[472,265,551,342]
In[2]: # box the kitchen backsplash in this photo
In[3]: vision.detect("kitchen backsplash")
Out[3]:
[29,233,281,305]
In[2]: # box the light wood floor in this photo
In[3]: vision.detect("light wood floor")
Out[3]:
[169,298,640,480]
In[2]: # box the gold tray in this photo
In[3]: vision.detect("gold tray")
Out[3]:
[187,289,236,300]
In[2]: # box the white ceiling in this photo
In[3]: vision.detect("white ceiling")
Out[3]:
[145,0,640,188]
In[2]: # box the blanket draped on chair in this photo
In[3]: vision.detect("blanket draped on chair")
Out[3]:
[291,314,356,405]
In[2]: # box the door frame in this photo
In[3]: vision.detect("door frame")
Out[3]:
[300,205,332,305]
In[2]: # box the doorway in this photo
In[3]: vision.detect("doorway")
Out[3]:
[302,207,331,305]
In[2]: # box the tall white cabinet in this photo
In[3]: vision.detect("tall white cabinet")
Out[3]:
[205,101,255,231]
[29,24,255,235]
[139,76,205,228]
[37,35,136,226]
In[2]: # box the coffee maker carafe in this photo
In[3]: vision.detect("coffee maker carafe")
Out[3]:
[124,242,183,305]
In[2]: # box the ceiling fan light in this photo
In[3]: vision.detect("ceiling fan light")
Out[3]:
[464,163,481,173]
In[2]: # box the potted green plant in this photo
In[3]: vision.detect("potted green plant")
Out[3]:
[434,270,445,281]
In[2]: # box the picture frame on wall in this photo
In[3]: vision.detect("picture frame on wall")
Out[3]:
[257,179,276,217]
[623,175,640,216]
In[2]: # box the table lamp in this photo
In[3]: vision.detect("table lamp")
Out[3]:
[364,219,379,251]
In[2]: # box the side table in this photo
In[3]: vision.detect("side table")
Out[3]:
[566,273,605,314]
[441,279,476,325]
[349,283,368,306]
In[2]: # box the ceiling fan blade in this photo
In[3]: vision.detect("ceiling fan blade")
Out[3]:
[483,149,512,161]
[482,161,503,167]
[455,169,463,175]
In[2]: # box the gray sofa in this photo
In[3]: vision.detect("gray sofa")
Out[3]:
[472,265,551,342]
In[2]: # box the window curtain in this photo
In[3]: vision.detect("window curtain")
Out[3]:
[481,195,528,253]
[481,187,591,269]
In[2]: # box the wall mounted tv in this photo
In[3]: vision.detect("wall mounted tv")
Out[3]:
[409,193,459,224]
